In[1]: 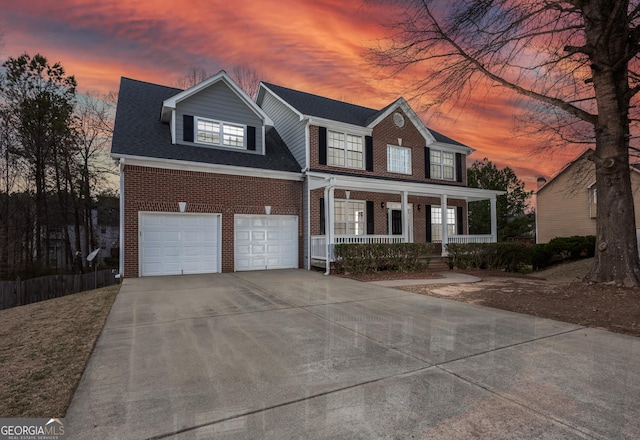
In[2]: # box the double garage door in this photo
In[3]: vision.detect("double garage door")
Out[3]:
[139,213,297,276]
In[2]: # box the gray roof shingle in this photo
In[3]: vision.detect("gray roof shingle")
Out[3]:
[111,77,301,173]
[263,82,377,126]
[263,82,469,149]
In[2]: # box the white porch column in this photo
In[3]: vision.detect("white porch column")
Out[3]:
[324,185,335,275]
[401,191,409,243]
[441,194,448,256]
[490,196,498,242]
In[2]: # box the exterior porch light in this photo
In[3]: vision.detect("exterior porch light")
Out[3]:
[417,204,421,212]
[380,201,385,209]
[178,201,187,213]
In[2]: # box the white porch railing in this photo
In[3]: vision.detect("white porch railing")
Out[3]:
[311,235,405,260]
[311,234,497,260]
[447,234,495,244]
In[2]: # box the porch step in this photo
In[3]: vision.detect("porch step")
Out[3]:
[428,256,450,271]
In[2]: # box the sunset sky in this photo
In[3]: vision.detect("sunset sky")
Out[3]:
[0,0,587,189]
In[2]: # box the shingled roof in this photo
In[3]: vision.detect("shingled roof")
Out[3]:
[111,77,301,173]
[262,82,469,148]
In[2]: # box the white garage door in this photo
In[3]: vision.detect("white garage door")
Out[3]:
[234,215,298,271]
[139,213,220,276]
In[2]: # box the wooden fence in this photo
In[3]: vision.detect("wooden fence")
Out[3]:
[0,270,119,310]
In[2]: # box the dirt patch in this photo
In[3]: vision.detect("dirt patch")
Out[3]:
[399,275,640,337]
[0,284,120,417]
[344,259,640,337]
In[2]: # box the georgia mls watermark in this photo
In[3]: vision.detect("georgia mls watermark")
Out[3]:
[0,418,66,440]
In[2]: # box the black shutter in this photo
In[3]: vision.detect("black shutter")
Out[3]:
[319,127,327,165]
[366,201,374,234]
[247,126,256,151]
[456,153,463,182]
[320,198,325,235]
[425,147,431,179]
[183,115,194,142]
[457,206,464,235]
[426,204,432,242]
[365,136,373,171]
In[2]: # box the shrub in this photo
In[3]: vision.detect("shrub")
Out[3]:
[448,235,596,272]
[447,242,531,272]
[334,243,434,275]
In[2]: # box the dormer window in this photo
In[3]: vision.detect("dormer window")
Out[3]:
[195,117,245,149]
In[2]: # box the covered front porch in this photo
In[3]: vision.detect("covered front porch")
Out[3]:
[307,172,503,268]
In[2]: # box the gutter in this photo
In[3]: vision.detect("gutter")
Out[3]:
[117,158,125,278]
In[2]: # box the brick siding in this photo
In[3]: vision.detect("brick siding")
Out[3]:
[123,165,302,277]
[309,109,467,186]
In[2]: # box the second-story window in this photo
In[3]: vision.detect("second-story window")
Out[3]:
[430,149,455,180]
[196,117,245,148]
[327,130,363,169]
[387,145,412,174]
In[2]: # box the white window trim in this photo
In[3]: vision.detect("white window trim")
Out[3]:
[387,144,412,175]
[194,116,247,149]
[334,199,366,236]
[430,148,456,181]
[327,130,364,170]
[431,206,456,241]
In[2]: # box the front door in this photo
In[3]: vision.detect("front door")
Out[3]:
[386,203,413,241]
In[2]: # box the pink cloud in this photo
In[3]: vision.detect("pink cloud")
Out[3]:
[0,0,581,188]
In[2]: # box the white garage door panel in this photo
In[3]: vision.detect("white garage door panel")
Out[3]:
[234,215,298,271]
[140,213,220,276]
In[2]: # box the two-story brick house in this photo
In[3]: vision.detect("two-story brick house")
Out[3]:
[112,71,502,277]
[256,83,503,272]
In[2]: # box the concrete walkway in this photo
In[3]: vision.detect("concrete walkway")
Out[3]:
[369,271,481,287]
[66,269,640,439]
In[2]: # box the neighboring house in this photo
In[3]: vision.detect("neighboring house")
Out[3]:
[536,149,640,244]
[47,198,120,269]
[111,71,502,277]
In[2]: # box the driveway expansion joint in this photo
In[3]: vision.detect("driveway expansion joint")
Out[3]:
[143,364,436,440]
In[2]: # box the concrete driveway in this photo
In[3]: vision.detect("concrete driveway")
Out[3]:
[66,270,640,439]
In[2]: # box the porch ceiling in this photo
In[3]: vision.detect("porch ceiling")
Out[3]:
[307,171,504,202]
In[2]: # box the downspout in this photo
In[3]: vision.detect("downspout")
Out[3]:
[324,179,336,275]
[117,158,125,278]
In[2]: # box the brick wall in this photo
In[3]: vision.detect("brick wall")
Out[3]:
[309,109,467,186]
[124,165,303,276]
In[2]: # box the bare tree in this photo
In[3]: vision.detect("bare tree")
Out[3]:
[231,64,263,100]
[73,92,116,269]
[1,53,77,270]
[369,0,640,286]
[173,66,209,90]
